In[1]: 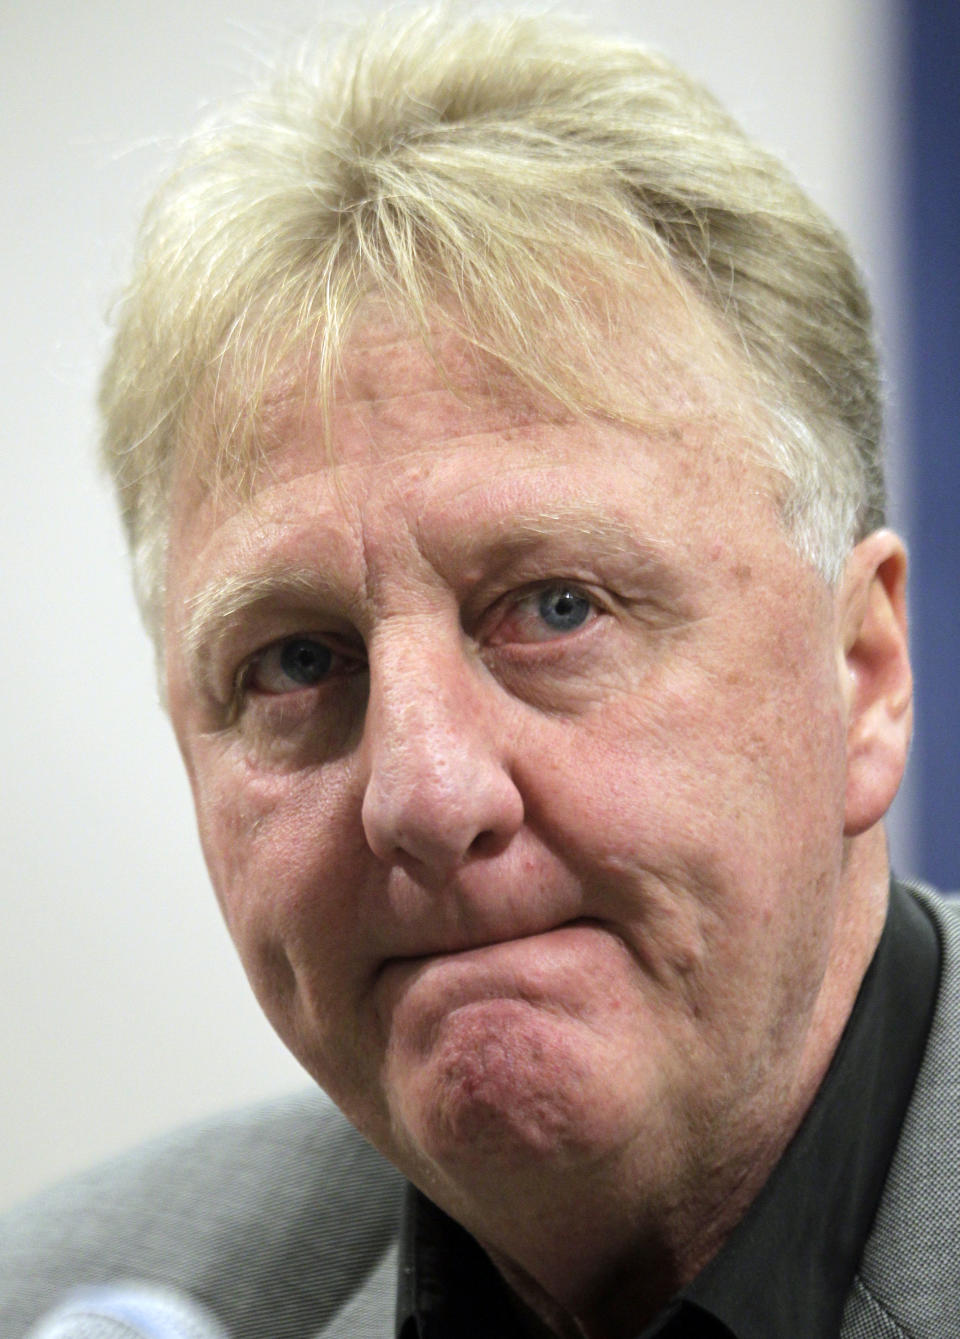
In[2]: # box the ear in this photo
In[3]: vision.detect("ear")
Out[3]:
[840,530,912,837]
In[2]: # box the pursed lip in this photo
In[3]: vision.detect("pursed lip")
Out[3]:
[371,917,628,1044]
[376,915,604,979]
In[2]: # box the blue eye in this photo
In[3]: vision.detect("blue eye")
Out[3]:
[489,582,599,647]
[537,585,593,632]
[245,636,347,695]
[278,638,333,684]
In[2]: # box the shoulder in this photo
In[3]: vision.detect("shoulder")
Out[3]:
[0,1088,404,1339]
[911,876,960,929]
[842,880,960,1338]
[908,879,960,1057]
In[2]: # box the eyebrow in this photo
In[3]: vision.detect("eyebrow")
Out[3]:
[182,566,341,673]
[433,503,678,578]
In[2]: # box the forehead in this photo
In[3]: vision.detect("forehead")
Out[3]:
[163,278,801,668]
[258,328,568,488]
[175,272,773,514]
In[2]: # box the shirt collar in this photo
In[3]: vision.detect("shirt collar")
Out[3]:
[396,1188,553,1339]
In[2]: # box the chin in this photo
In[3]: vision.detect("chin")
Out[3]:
[384,995,630,1175]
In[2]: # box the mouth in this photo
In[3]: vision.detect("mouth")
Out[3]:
[374,918,620,1017]
[372,917,629,1047]
[380,916,601,975]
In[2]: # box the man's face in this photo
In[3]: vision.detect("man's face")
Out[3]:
[166,297,863,1252]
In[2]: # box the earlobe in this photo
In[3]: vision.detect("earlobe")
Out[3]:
[841,530,913,837]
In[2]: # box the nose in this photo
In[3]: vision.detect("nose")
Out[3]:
[360,639,524,877]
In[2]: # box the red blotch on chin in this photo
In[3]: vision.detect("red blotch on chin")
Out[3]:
[386,997,606,1167]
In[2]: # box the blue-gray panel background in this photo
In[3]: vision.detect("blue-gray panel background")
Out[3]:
[905,0,960,890]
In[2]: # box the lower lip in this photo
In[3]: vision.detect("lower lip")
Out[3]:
[377,919,619,1015]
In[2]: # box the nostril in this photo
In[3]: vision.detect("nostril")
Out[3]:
[468,828,510,859]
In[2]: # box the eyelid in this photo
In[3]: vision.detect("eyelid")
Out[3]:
[483,579,605,645]
[234,632,366,703]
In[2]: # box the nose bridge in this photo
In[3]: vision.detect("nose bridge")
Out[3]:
[360,626,523,872]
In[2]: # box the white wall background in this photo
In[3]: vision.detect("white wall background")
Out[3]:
[1,0,908,1212]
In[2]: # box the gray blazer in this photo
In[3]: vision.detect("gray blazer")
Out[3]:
[840,883,960,1337]
[2,884,957,1339]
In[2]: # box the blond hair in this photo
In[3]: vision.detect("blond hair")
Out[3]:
[100,6,885,639]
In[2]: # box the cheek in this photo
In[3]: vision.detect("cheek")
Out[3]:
[191,757,397,1124]
[191,748,366,1017]
[516,626,848,1013]
[527,672,843,876]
